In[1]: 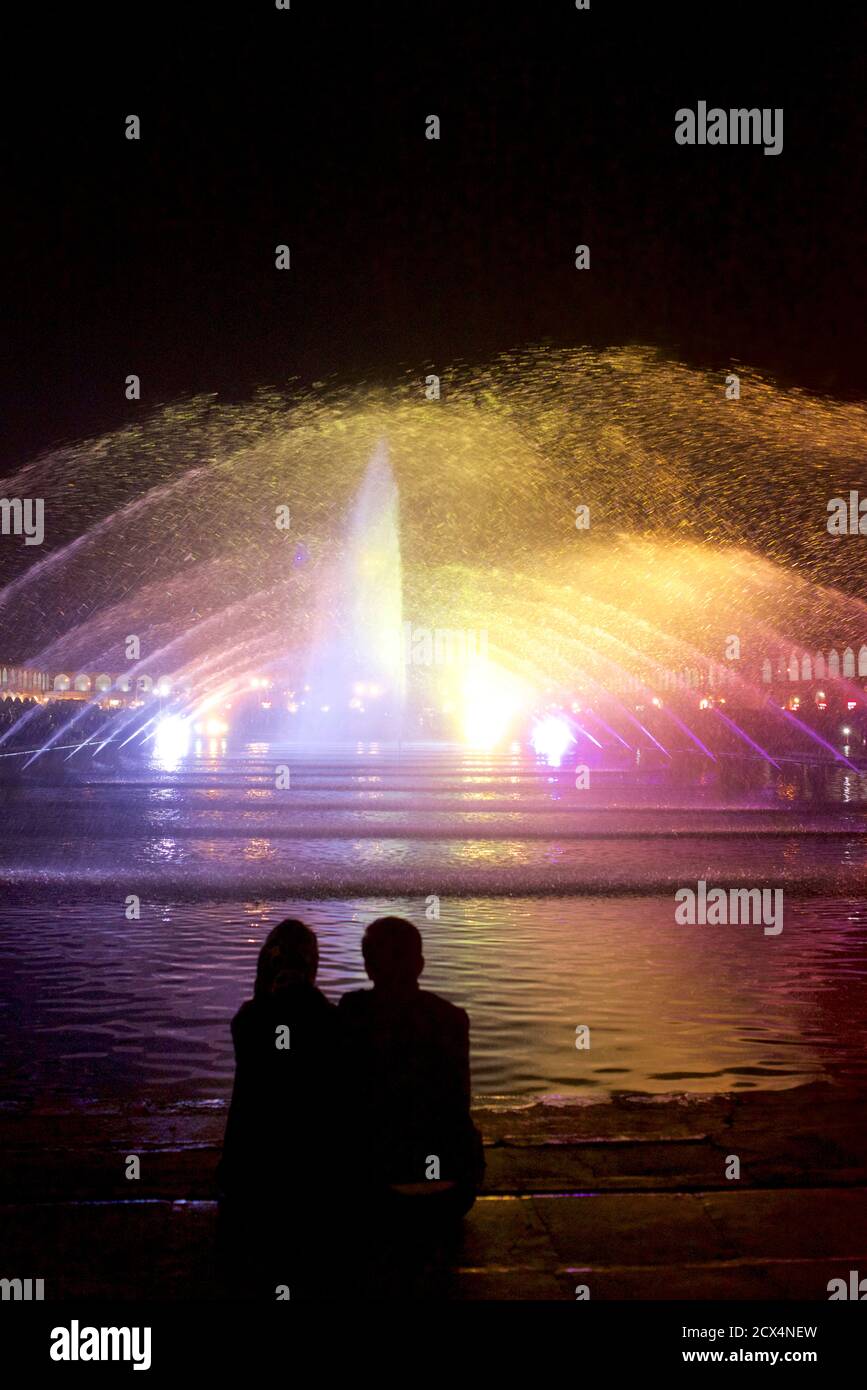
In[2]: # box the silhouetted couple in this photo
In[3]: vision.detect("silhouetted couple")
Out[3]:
[218,915,484,1296]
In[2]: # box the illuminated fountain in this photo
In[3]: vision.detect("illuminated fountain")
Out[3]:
[299,439,404,739]
[1,346,866,769]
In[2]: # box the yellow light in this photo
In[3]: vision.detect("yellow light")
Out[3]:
[459,662,531,750]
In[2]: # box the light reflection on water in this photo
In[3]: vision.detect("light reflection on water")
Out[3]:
[1,746,866,1107]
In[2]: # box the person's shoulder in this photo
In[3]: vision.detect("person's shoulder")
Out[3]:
[230,997,260,1041]
[418,990,469,1029]
[337,987,374,1014]
[232,998,257,1027]
[310,986,337,1013]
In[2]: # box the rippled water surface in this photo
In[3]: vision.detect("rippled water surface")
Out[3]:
[2,745,867,1106]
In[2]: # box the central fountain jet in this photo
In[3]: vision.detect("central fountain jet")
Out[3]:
[300,440,404,739]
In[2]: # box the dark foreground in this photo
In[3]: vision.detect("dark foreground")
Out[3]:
[2,1082,866,1300]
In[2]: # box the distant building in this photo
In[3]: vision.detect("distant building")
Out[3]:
[0,664,51,696]
[0,665,183,707]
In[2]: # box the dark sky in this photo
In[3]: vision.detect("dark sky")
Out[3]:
[2,1,865,471]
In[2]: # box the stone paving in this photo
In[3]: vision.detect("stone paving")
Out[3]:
[2,1082,865,1299]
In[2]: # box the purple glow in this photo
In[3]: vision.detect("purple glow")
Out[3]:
[713,707,781,769]
[531,715,576,766]
[776,706,857,769]
[663,707,718,761]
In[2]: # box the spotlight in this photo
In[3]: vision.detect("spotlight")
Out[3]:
[154,716,190,766]
[531,715,575,767]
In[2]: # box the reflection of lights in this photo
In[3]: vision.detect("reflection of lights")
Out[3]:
[699,697,710,710]
[260,700,272,709]
[531,715,575,767]
[157,682,172,697]
[194,717,229,736]
[368,684,382,698]
[354,682,366,696]
[155,716,190,767]
[847,700,857,710]
[842,726,851,737]
[287,702,299,714]
[320,704,330,713]
[651,696,662,708]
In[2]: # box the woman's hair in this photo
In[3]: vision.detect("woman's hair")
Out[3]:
[254,918,319,997]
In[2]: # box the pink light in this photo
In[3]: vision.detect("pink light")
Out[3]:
[531,715,575,767]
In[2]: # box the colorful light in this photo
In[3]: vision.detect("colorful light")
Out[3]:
[459,663,530,749]
[154,715,190,767]
[193,717,228,736]
[531,714,575,766]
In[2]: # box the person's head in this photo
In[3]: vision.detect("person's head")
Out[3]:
[254,918,318,997]
[362,916,424,992]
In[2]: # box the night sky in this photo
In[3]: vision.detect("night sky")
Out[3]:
[1,0,865,473]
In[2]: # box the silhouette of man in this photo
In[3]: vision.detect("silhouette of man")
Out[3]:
[338,916,484,1223]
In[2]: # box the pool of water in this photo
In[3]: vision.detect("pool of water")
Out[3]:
[1,744,866,1106]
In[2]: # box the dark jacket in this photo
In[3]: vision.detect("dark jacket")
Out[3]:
[338,986,484,1189]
